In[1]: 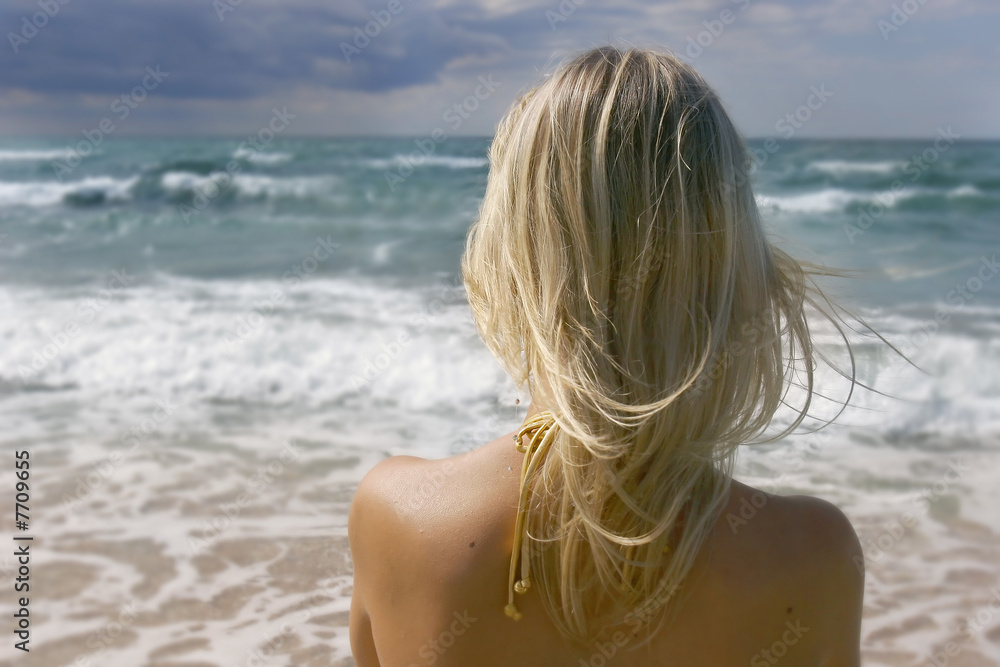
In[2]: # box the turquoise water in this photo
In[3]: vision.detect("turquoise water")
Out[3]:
[2,137,997,426]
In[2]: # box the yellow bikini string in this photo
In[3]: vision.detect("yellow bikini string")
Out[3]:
[505,410,559,621]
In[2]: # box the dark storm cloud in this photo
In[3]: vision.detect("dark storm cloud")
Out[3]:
[3,0,995,137]
[333,10,510,93]
[0,0,515,99]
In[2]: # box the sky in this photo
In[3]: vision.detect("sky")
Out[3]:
[0,0,998,139]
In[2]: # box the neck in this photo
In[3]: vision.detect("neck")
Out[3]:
[523,399,551,423]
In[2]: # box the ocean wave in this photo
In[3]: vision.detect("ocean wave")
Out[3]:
[0,275,478,413]
[232,146,294,165]
[755,185,939,214]
[756,188,860,213]
[895,185,999,213]
[232,174,336,197]
[880,258,983,281]
[161,171,220,192]
[0,149,74,162]
[807,160,900,175]
[1,277,995,438]
[0,176,138,207]
[0,170,345,209]
[363,155,489,170]
[149,158,226,176]
[946,184,983,198]
[160,171,337,199]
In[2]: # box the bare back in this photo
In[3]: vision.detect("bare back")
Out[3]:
[349,423,864,666]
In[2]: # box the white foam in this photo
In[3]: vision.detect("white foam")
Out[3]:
[372,240,396,264]
[807,159,900,175]
[3,277,997,458]
[756,185,930,214]
[232,146,293,165]
[365,155,488,170]
[757,188,859,213]
[0,176,138,207]
[231,173,335,198]
[161,171,337,199]
[880,257,981,280]
[161,170,218,192]
[0,148,73,161]
[0,275,485,418]
[947,184,983,198]
[419,155,489,168]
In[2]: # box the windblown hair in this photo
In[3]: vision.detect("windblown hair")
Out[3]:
[461,46,856,644]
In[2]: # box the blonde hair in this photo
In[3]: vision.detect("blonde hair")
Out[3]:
[461,46,856,643]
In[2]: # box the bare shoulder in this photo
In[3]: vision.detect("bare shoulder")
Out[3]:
[348,455,448,667]
[348,454,447,559]
[348,449,498,560]
[347,456,450,611]
[717,480,864,664]
[782,492,864,568]
[781,492,864,664]
[723,480,862,565]
[350,454,432,516]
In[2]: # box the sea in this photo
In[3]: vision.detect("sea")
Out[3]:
[0,136,998,666]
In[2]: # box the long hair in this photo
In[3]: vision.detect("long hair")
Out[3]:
[461,46,856,643]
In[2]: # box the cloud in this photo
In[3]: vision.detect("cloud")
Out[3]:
[0,0,996,137]
[0,0,511,98]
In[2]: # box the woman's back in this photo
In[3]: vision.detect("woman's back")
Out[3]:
[349,410,864,666]
[350,45,873,665]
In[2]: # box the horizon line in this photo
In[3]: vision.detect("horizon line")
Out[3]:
[1,134,997,142]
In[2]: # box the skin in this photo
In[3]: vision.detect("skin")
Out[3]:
[349,401,864,666]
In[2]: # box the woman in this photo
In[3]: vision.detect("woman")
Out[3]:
[349,46,865,666]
